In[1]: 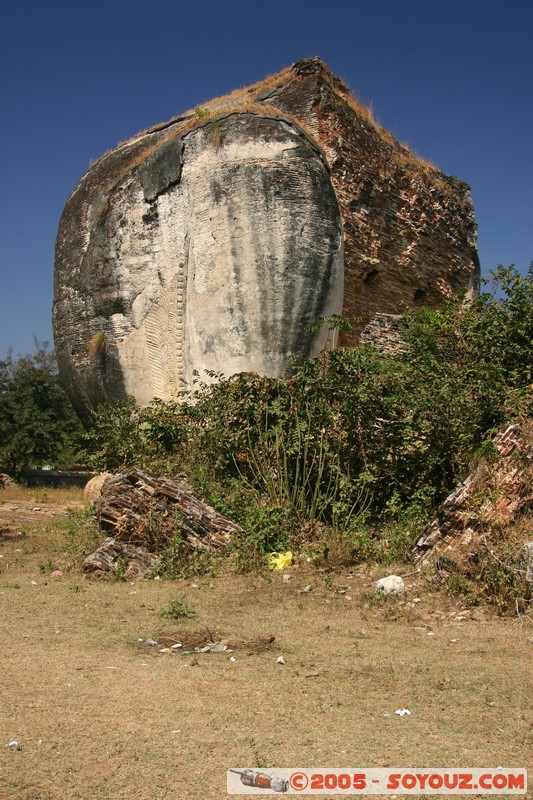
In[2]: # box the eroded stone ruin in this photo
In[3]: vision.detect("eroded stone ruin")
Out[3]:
[53,58,479,419]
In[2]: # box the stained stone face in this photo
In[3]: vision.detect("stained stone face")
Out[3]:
[54,113,343,418]
[53,58,478,420]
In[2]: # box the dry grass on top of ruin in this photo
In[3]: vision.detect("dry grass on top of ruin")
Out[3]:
[101,57,441,184]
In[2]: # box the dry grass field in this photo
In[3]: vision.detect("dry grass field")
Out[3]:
[0,488,531,799]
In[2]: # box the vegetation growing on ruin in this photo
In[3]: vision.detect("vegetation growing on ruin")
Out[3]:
[87,331,109,358]
[83,265,532,578]
[1,265,531,603]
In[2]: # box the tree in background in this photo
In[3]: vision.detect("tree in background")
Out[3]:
[0,340,85,475]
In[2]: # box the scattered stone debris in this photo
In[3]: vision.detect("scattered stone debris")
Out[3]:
[408,423,533,610]
[375,575,405,596]
[83,467,243,577]
[138,630,276,657]
[83,537,159,578]
[197,642,227,653]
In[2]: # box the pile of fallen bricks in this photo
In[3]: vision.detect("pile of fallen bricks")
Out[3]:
[83,467,242,578]
[411,424,533,573]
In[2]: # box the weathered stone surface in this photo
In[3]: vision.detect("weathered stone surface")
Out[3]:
[55,111,342,417]
[359,313,406,355]
[274,59,479,344]
[83,472,113,505]
[84,467,244,577]
[54,58,478,417]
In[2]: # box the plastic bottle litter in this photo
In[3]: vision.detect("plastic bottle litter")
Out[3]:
[6,741,21,751]
[197,642,228,653]
[209,642,227,653]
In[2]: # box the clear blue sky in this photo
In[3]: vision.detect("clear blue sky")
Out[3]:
[1,0,531,357]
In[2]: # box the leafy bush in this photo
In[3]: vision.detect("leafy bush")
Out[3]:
[63,508,103,564]
[85,397,186,473]
[159,596,196,620]
[229,502,294,572]
[155,531,214,579]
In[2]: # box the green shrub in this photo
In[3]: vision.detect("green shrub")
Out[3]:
[155,532,214,579]
[159,596,196,620]
[63,508,102,564]
[478,557,531,613]
[229,502,293,573]
[85,397,186,473]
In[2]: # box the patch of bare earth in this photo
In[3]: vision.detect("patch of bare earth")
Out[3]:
[0,490,531,799]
